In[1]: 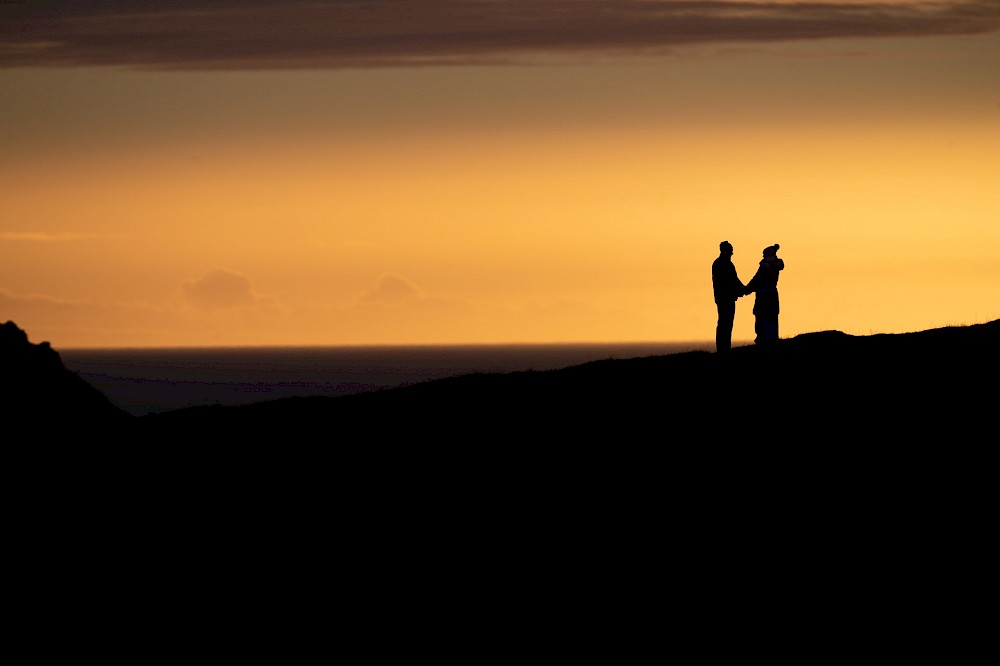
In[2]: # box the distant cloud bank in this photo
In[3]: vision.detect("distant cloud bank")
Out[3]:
[0,231,120,242]
[2,1,998,70]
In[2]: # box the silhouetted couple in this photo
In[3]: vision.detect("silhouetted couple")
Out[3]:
[712,241,784,352]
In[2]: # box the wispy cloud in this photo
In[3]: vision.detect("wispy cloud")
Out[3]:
[2,1,997,70]
[0,231,122,242]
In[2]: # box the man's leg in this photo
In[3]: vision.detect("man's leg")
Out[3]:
[716,302,735,352]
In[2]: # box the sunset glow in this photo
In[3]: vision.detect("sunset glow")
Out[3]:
[2,1,998,348]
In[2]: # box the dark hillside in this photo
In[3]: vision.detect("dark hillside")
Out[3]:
[122,319,997,546]
[5,318,994,578]
[5,318,993,646]
[138,319,999,444]
[6,317,995,449]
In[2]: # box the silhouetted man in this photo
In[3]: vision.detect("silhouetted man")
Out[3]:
[712,240,746,352]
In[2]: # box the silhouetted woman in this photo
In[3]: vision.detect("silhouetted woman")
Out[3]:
[745,244,784,345]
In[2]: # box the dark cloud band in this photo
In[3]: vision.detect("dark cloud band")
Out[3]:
[2,1,998,69]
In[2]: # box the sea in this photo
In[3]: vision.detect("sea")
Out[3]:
[60,342,714,417]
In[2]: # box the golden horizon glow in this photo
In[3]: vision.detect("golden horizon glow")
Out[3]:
[2,17,999,348]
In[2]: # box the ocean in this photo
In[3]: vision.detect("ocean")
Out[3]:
[60,342,714,416]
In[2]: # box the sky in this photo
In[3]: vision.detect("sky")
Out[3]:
[2,0,998,348]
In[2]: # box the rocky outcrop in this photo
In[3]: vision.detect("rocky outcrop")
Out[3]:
[2,321,134,431]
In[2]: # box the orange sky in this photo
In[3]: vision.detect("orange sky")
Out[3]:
[2,1,999,348]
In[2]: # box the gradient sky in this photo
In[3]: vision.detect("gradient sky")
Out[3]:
[2,1,999,348]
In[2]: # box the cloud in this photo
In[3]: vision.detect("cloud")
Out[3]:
[0,287,93,316]
[342,274,482,341]
[0,279,664,346]
[359,274,422,306]
[181,268,259,310]
[0,231,122,242]
[0,287,169,346]
[2,1,997,70]
[0,284,284,347]
[353,273,476,318]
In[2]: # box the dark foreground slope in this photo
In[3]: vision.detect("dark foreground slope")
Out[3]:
[6,317,995,446]
[138,319,999,443]
[6,318,995,620]
[127,320,997,587]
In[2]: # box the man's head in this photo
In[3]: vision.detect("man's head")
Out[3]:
[763,244,779,257]
[720,241,733,256]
